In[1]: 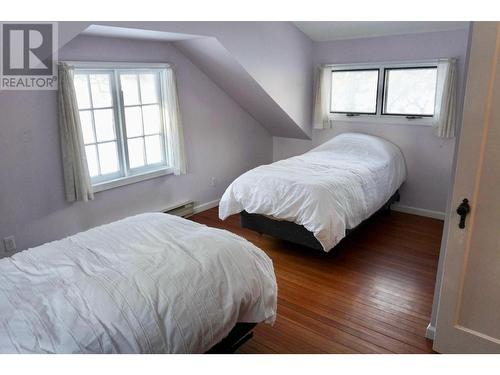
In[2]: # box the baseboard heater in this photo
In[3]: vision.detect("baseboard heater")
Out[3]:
[162,201,195,218]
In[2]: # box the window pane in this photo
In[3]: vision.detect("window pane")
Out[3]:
[331,70,379,114]
[384,68,437,116]
[89,74,112,108]
[127,138,145,169]
[140,73,158,104]
[79,110,95,144]
[74,74,91,109]
[85,145,99,177]
[124,106,143,137]
[93,109,116,142]
[143,104,161,135]
[120,74,140,106]
[145,135,162,165]
[98,142,119,175]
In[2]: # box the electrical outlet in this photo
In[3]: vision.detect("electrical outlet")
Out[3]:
[211,177,217,187]
[3,236,16,253]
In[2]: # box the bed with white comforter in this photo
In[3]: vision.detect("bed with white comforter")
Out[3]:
[0,213,277,354]
[219,133,406,251]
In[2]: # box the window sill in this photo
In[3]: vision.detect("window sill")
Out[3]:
[92,167,173,193]
[330,114,434,127]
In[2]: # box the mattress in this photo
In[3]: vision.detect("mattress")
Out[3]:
[0,213,277,353]
[219,132,406,251]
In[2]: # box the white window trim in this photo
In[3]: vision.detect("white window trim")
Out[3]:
[328,59,439,126]
[331,114,434,126]
[93,166,173,193]
[68,61,175,193]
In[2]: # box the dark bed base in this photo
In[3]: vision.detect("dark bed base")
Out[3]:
[206,323,256,354]
[240,190,401,252]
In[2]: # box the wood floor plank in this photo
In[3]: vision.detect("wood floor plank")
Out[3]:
[190,208,441,353]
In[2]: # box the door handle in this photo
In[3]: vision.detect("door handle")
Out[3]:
[456,199,470,229]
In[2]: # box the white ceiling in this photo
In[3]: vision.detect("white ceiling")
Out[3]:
[293,21,470,42]
[81,25,203,42]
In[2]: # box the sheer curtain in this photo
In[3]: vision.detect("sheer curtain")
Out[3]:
[163,67,187,175]
[58,63,94,202]
[433,58,458,138]
[313,65,333,129]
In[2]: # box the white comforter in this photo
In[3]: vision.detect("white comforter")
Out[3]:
[219,133,406,251]
[0,213,277,354]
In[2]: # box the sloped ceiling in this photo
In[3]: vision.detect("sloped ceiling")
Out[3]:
[174,37,307,138]
[58,22,314,140]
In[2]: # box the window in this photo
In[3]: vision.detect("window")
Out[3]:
[382,67,437,117]
[330,69,379,115]
[328,62,439,123]
[73,65,172,190]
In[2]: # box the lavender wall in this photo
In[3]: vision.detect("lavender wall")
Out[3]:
[0,35,272,253]
[273,29,471,214]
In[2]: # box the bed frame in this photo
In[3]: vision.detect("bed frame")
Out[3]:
[206,323,256,353]
[240,190,401,252]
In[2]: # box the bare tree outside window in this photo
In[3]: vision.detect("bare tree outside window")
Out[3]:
[383,67,437,116]
[330,70,379,114]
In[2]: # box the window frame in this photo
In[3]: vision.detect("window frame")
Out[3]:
[75,69,125,185]
[69,61,174,192]
[116,69,169,174]
[330,68,380,116]
[327,60,441,126]
[381,65,438,118]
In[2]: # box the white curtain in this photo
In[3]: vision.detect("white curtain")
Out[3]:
[58,63,94,202]
[433,58,458,138]
[313,65,333,129]
[162,67,187,175]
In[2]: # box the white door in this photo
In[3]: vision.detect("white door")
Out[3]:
[433,21,500,353]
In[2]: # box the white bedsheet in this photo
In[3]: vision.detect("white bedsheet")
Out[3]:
[219,133,406,251]
[0,213,277,353]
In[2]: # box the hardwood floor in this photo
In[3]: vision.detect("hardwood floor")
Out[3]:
[189,207,443,354]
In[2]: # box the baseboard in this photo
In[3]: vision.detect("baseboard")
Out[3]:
[192,199,220,215]
[392,204,445,220]
[426,323,436,340]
